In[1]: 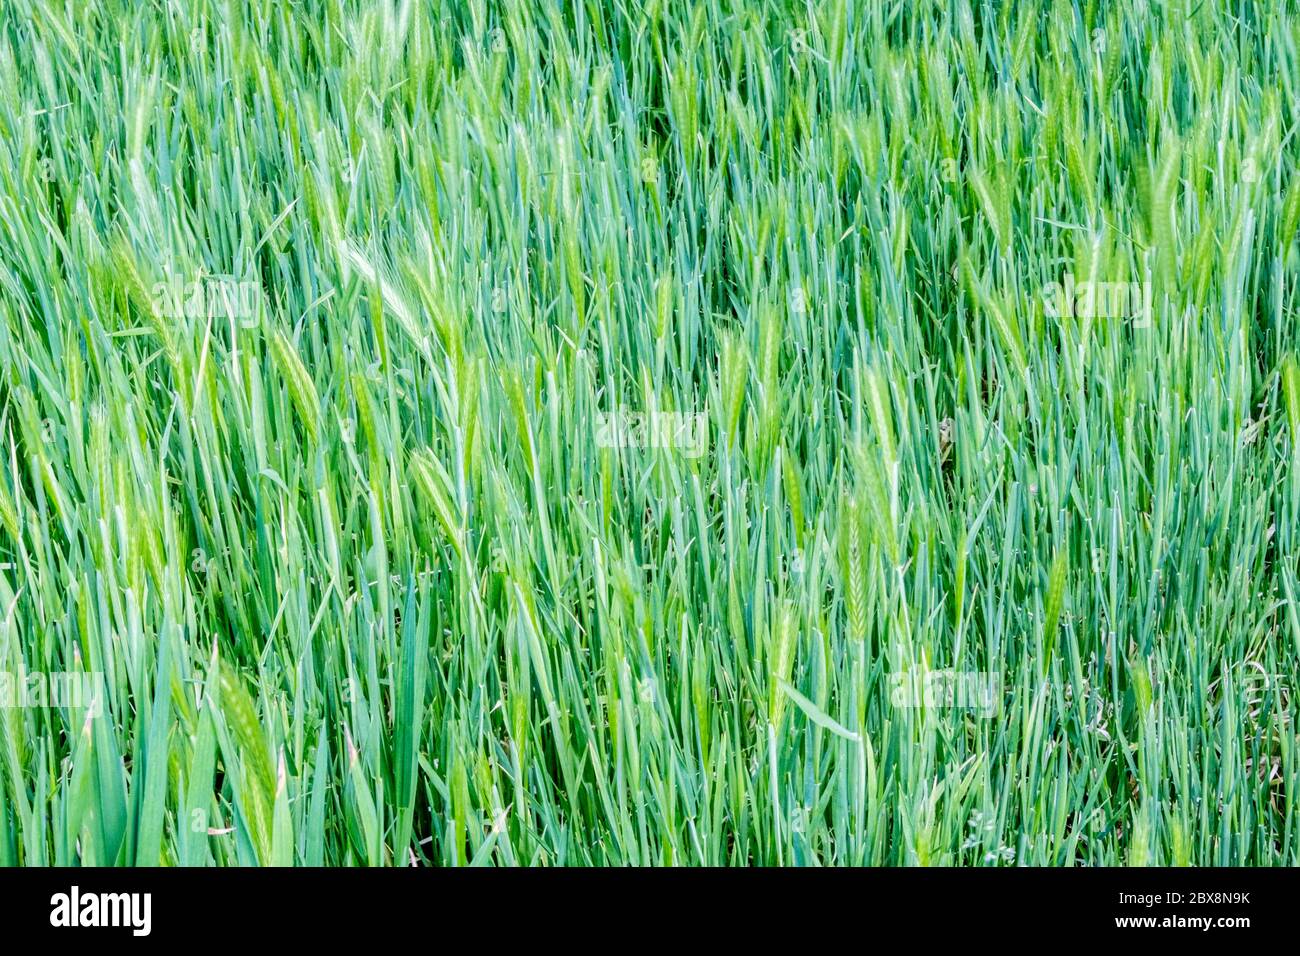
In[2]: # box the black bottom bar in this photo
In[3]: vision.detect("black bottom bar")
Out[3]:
[0,867,1287,943]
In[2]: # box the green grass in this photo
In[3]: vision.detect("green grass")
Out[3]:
[0,0,1298,866]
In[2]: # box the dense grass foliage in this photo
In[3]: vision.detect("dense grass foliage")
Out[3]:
[1,0,1299,866]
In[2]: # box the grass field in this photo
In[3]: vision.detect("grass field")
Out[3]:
[1,0,1298,866]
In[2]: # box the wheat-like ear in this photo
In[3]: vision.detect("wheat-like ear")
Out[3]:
[268,329,321,442]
